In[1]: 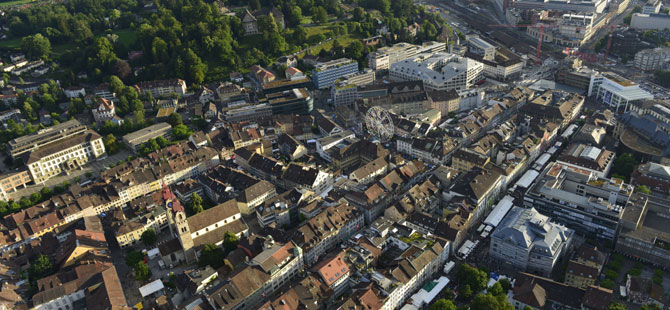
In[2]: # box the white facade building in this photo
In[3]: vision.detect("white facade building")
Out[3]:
[390,53,483,91]
[594,73,653,112]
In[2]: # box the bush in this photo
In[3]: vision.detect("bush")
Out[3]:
[605,269,618,280]
[601,279,615,289]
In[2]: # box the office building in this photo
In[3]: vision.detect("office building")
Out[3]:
[490,206,573,277]
[642,0,662,14]
[368,41,446,71]
[634,47,670,71]
[122,123,173,153]
[594,73,653,112]
[26,130,106,184]
[630,13,670,30]
[467,35,496,61]
[312,58,358,89]
[525,162,633,240]
[260,88,313,115]
[330,69,376,107]
[519,90,584,128]
[510,0,607,13]
[390,52,483,91]
[616,194,670,268]
[8,119,87,158]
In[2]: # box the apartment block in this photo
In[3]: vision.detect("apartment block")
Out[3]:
[135,78,187,98]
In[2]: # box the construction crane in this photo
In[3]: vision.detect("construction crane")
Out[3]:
[489,22,624,63]
[488,24,558,62]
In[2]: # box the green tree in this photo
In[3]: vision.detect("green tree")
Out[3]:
[198,243,226,268]
[173,124,193,140]
[608,302,627,310]
[457,264,489,293]
[249,0,261,11]
[125,250,144,267]
[353,7,365,21]
[104,134,118,155]
[601,279,615,289]
[635,185,651,194]
[109,75,125,95]
[28,255,54,280]
[293,26,307,44]
[489,282,504,296]
[189,193,204,214]
[181,48,207,85]
[168,112,182,127]
[141,228,157,246]
[431,299,457,310]
[641,304,662,310]
[470,294,514,310]
[611,153,638,182]
[312,7,328,24]
[287,6,303,27]
[268,32,288,54]
[346,40,364,60]
[134,261,151,282]
[40,186,52,198]
[223,231,239,252]
[652,269,664,285]
[21,33,51,60]
[499,278,511,292]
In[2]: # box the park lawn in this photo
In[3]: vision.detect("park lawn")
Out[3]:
[115,29,137,47]
[0,37,21,49]
[304,24,335,38]
[0,0,34,8]
[302,33,363,57]
[300,16,313,25]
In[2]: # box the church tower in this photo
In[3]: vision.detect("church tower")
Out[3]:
[163,180,197,263]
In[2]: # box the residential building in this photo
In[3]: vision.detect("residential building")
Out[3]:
[490,206,574,277]
[631,162,670,196]
[277,133,307,160]
[92,97,120,124]
[32,264,128,310]
[282,163,333,196]
[115,205,169,249]
[255,189,303,228]
[285,67,304,80]
[248,239,304,294]
[93,83,116,101]
[292,203,364,266]
[512,272,612,310]
[396,136,457,164]
[313,58,359,89]
[565,245,606,289]
[349,157,389,185]
[556,143,614,178]
[428,90,460,115]
[378,242,447,310]
[122,122,173,153]
[312,252,350,297]
[390,52,484,91]
[25,130,106,184]
[525,162,632,240]
[250,65,276,85]
[451,148,490,172]
[616,194,670,268]
[135,79,187,98]
[594,72,653,112]
[241,7,284,36]
[63,86,85,98]
[626,275,665,307]
[519,89,584,128]
[0,169,32,197]
[8,119,87,158]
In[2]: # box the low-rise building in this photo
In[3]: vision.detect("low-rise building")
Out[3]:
[282,163,333,196]
[634,47,670,71]
[122,122,173,153]
[556,143,614,178]
[135,78,187,98]
[312,252,350,297]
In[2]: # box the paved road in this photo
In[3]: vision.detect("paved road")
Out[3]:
[6,149,133,200]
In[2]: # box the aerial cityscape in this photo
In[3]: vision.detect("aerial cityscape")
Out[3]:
[0,0,667,309]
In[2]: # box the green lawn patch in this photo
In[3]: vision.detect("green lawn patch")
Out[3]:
[114,29,137,47]
[0,0,35,8]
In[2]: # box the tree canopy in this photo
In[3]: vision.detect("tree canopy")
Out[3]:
[21,34,51,60]
[141,228,157,246]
